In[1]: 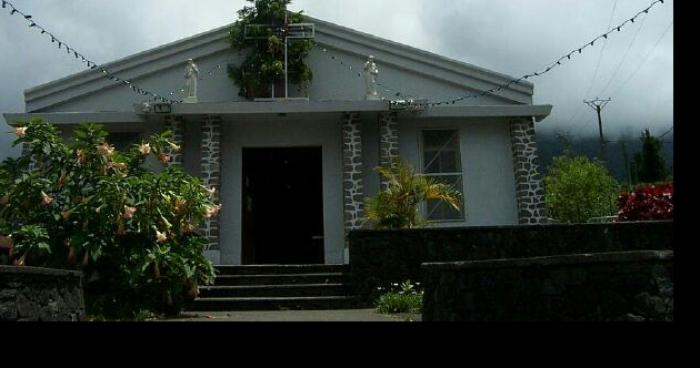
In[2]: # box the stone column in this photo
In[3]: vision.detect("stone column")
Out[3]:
[510,118,548,225]
[342,112,364,235]
[200,115,222,250]
[163,115,184,167]
[378,111,400,190]
[21,142,36,172]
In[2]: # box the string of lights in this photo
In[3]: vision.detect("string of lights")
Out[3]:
[2,0,667,108]
[598,11,649,97]
[609,20,673,97]
[165,63,226,100]
[315,45,416,100]
[1,0,179,103]
[566,10,650,129]
[425,0,666,107]
[583,0,619,102]
[565,0,620,127]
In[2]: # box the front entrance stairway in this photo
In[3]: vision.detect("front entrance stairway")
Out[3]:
[186,265,360,311]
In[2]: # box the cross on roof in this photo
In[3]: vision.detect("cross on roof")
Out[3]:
[244,13,315,100]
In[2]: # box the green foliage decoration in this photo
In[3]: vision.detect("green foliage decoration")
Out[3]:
[0,119,219,318]
[544,153,620,223]
[364,161,462,229]
[228,0,314,98]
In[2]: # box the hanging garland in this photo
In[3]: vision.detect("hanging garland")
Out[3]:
[227,0,314,99]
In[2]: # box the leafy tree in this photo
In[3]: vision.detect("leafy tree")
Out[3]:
[632,129,669,184]
[364,161,462,229]
[544,154,620,223]
[0,119,219,318]
[228,0,314,98]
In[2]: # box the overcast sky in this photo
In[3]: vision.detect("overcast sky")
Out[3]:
[0,0,673,160]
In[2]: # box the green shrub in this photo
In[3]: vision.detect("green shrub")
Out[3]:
[544,154,620,223]
[364,161,462,229]
[0,119,218,318]
[376,280,423,314]
[228,0,314,98]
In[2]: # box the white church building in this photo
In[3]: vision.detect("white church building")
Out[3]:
[3,16,552,266]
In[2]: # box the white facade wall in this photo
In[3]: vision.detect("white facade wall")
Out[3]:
[216,114,345,265]
[399,117,519,227]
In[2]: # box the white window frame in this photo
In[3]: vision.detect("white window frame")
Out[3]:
[418,128,465,223]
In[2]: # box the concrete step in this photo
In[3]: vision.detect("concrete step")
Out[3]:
[215,264,349,276]
[186,296,361,311]
[214,273,347,286]
[199,284,349,298]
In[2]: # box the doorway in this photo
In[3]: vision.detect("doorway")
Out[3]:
[241,147,325,265]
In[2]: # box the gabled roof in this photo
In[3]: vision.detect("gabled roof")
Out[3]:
[24,15,535,112]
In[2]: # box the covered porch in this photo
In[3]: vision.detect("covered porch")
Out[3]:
[4,100,552,265]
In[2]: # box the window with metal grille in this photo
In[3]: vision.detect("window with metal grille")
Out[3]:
[421,129,464,221]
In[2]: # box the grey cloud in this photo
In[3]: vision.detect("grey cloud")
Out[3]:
[1,0,673,161]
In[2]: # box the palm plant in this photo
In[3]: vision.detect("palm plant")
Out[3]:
[364,161,462,229]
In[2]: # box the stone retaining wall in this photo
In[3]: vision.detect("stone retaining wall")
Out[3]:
[421,250,673,321]
[0,266,85,322]
[348,221,673,302]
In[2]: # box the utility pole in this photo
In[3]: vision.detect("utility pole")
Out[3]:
[584,97,612,163]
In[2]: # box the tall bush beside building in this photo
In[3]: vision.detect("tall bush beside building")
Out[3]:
[0,119,218,318]
[544,154,620,223]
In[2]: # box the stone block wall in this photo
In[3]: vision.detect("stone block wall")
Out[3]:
[163,115,185,166]
[0,266,85,322]
[422,250,673,322]
[510,118,547,224]
[378,112,399,190]
[200,115,222,250]
[342,112,364,235]
[348,221,673,302]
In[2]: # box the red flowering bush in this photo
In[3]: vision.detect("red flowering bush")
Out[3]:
[617,183,673,221]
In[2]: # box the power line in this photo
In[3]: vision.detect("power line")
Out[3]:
[426,0,667,107]
[315,45,415,100]
[583,0,618,100]
[598,11,649,97]
[609,20,673,96]
[565,0,618,128]
[1,0,178,103]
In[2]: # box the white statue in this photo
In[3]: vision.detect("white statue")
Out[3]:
[183,59,200,103]
[364,55,380,101]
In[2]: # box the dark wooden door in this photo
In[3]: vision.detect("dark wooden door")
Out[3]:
[241,147,325,265]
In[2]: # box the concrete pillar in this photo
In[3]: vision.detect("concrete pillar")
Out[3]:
[378,111,400,190]
[510,118,548,225]
[342,112,364,235]
[200,115,222,250]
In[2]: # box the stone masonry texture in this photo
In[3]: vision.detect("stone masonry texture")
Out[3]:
[342,112,364,235]
[510,118,548,224]
[200,115,222,250]
[164,115,185,166]
[422,250,673,322]
[378,112,399,190]
[348,221,673,303]
[0,266,85,322]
